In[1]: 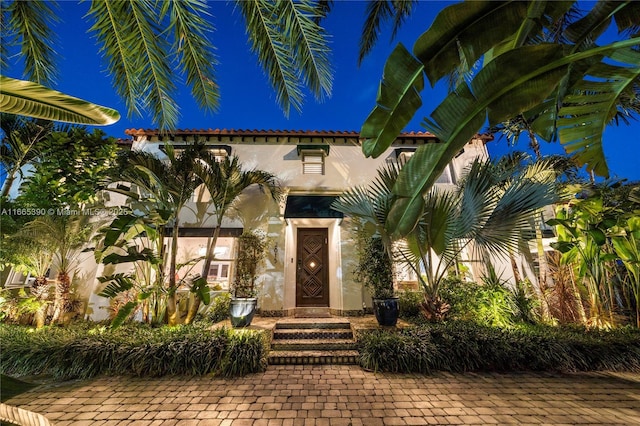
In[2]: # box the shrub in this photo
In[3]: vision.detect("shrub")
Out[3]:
[398,290,423,319]
[204,292,231,323]
[356,328,437,373]
[440,278,518,327]
[0,322,269,379]
[356,321,640,373]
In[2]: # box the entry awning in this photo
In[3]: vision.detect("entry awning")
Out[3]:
[284,195,344,219]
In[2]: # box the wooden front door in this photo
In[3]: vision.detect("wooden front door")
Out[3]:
[296,228,329,307]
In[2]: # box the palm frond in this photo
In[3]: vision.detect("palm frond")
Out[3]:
[6,0,59,85]
[88,0,178,129]
[358,0,392,65]
[165,0,220,113]
[0,76,120,125]
[390,0,417,40]
[87,0,145,119]
[279,0,333,101]
[313,0,333,24]
[237,0,303,116]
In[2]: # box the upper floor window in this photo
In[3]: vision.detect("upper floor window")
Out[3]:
[393,148,455,184]
[298,145,329,175]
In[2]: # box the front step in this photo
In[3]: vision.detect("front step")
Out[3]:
[272,339,356,351]
[268,350,359,365]
[268,319,359,365]
[273,328,354,340]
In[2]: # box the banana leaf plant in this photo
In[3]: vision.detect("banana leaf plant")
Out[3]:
[610,217,640,327]
[549,181,640,327]
[361,0,640,238]
[95,213,167,327]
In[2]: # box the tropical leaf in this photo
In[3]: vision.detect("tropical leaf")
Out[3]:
[237,0,303,116]
[97,273,135,298]
[5,0,59,85]
[413,1,531,86]
[0,76,120,125]
[361,43,424,159]
[164,0,219,113]
[557,47,640,177]
[279,0,333,100]
[110,301,138,329]
[87,0,177,130]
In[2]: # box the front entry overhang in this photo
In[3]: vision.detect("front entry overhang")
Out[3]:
[283,195,344,219]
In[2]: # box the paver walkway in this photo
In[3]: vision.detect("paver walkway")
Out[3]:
[4,365,640,425]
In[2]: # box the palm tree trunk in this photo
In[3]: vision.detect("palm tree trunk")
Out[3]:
[1,174,16,198]
[51,271,71,324]
[185,226,222,324]
[568,263,588,324]
[166,222,181,326]
[30,276,49,328]
[535,218,552,322]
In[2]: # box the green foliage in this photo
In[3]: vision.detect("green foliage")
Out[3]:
[357,328,437,373]
[17,127,119,209]
[204,292,231,324]
[357,321,640,373]
[0,322,268,379]
[361,1,640,237]
[354,236,395,299]
[0,288,48,324]
[440,278,519,328]
[398,290,423,319]
[232,230,268,298]
[549,180,640,327]
[218,329,269,377]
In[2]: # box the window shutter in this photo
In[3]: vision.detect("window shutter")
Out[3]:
[302,153,324,175]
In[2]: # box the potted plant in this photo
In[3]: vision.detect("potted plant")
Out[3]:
[355,234,398,326]
[229,229,268,327]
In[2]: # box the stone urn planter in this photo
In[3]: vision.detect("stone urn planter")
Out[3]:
[229,297,257,328]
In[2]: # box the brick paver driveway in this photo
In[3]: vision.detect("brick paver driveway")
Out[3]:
[5,365,640,425]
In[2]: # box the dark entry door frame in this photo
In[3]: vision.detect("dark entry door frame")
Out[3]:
[296,228,330,307]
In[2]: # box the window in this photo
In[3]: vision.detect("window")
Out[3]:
[208,264,229,279]
[395,148,454,184]
[302,152,324,174]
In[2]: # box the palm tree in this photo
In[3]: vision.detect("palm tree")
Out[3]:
[114,144,205,325]
[24,215,93,324]
[184,154,281,324]
[3,227,54,328]
[359,0,640,238]
[334,156,560,321]
[1,0,332,129]
[0,114,51,198]
[402,157,561,321]
[331,160,401,269]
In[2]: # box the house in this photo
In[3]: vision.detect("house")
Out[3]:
[83,129,494,319]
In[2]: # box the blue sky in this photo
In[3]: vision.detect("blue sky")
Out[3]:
[6,1,640,181]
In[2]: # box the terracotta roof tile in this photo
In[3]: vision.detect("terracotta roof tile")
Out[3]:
[124,128,436,138]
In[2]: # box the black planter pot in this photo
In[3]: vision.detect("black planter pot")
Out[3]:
[372,297,399,326]
[229,297,257,328]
